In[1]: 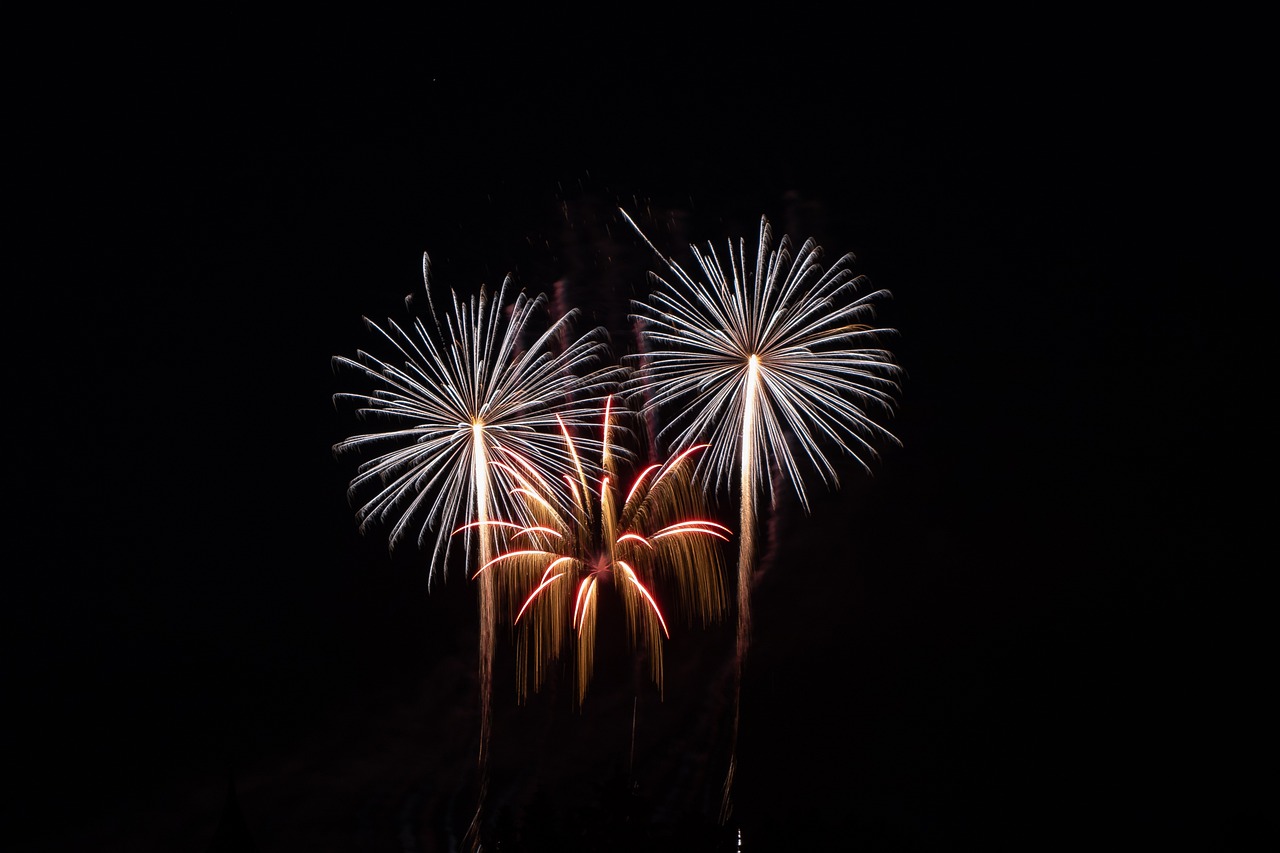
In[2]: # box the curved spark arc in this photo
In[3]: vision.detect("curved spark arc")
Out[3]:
[331,254,626,774]
[620,208,902,817]
[480,397,730,706]
[515,570,568,624]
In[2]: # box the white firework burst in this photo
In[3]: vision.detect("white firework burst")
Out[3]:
[621,207,902,813]
[332,253,625,770]
[333,254,625,585]
[622,208,902,517]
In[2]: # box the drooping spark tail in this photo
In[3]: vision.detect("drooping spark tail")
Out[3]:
[620,207,902,818]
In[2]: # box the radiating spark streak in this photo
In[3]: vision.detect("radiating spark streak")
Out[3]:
[617,560,670,638]
[511,487,557,514]
[563,475,583,512]
[652,443,711,488]
[652,527,731,541]
[472,549,555,579]
[540,556,575,580]
[512,526,563,540]
[617,533,653,548]
[557,413,592,516]
[452,520,524,535]
[573,577,597,630]
[654,520,733,532]
[490,456,558,499]
[624,464,663,504]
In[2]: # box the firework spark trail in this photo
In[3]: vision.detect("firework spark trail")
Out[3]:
[331,254,624,835]
[620,208,902,818]
[470,396,730,707]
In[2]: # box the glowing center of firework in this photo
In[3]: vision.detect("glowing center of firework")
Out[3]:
[745,353,762,397]
[591,554,614,582]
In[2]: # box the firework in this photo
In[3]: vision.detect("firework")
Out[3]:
[620,208,902,811]
[468,396,730,705]
[332,253,624,764]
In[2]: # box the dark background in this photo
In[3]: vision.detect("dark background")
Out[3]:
[10,14,1260,853]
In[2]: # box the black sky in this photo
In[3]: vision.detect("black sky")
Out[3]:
[10,16,1260,853]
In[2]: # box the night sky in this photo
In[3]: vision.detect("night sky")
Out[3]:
[11,16,1260,853]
